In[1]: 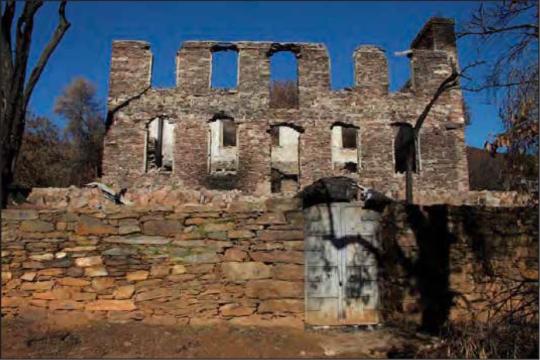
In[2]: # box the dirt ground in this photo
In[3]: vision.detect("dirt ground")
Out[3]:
[1,316,436,358]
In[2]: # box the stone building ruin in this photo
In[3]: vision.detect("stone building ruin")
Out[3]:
[103,17,469,198]
[2,18,536,332]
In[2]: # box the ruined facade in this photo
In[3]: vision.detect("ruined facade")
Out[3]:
[103,17,469,198]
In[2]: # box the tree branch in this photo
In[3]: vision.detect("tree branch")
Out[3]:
[23,0,70,107]
[1,0,15,57]
[457,23,539,38]
[413,60,485,133]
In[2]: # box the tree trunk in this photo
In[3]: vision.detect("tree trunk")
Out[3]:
[1,145,17,208]
[405,153,413,204]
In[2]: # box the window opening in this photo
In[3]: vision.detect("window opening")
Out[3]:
[222,119,237,147]
[146,117,174,172]
[342,127,358,149]
[269,49,299,108]
[394,123,417,173]
[211,44,238,89]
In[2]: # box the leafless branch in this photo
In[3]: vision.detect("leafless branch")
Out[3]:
[457,23,539,38]
[23,0,70,107]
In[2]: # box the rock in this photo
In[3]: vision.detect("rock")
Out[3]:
[22,261,45,269]
[208,232,228,240]
[134,288,171,302]
[21,272,37,281]
[57,277,90,287]
[228,230,255,239]
[1,271,12,282]
[21,281,54,291]
[49,299,86,310]
[46,259,72,268]
[171,265,186,274]
[272,264,304,280]
[223,248,247,262]
[256,212,288,225]
[250,251,303,264]
[222,262,271,281]
[103,247,137,256]
[30,299,49,308]
[84,266,108,277]
[37,268,64,276]
[92,277,115,290]
[2,297,23,307]
[246,280,303,299]
[265,198,301,212]
[66,267,84,277]
[119,219,141,235]
[185,218,206,225]
[113,285,135,299]
[63,246,97,252]
[76,215,116,235]
[20,220,54,233]
[75,256,103,267]
[33,291,56,300]
[29,253,54,261]
[85,300,136,311]
[55,252,67,259]
[143,220,181,236]
[259,230,303,241]
[181,252,219,264]
[71,292,97,301]
[126,271,149,281]
[203,222,235,232]
[2,209,39,220]
[227,201,265,213]
[258,299,304,313]
[104,235,170,245]
[150,265,170,277]
[219,303,255,316]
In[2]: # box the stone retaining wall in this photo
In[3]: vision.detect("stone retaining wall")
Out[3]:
[2,198,537,329]
[1,198,306,327]
[18,186,533,211]
[379,203,538,329]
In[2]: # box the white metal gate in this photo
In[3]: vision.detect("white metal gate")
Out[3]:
[304,202,381,325]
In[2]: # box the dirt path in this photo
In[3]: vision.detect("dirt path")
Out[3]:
[1,317,432,358]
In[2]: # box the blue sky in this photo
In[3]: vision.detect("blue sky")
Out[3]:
[27,1,505,148]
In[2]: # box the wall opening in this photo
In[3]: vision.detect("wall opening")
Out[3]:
[208,114,238,175]
[393,122,418,173]
[270,124,301,194]
[331,123,359,173]
[268,47,299,108]
[145,117,174,173]
[211,44,239,89]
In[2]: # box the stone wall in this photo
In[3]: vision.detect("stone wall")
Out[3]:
[379,203,538,330]
[103,17,469,198]
[2,197,536,329]
[1,198,306,327]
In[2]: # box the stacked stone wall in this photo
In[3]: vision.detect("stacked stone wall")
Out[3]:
[379,203,538,327]
[2,197,536,329]
[1,198,306,327]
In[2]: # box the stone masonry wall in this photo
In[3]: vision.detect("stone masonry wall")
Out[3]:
[103,17,469,199]
[2,196,537,329]
[1,198,306,327]
[379,203,538,329]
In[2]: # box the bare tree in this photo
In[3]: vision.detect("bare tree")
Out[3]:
[0,0,70,207]
[269,80,299,108]
[459,0,538,193]
[14,115,71,189]
[54,77,105,186]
